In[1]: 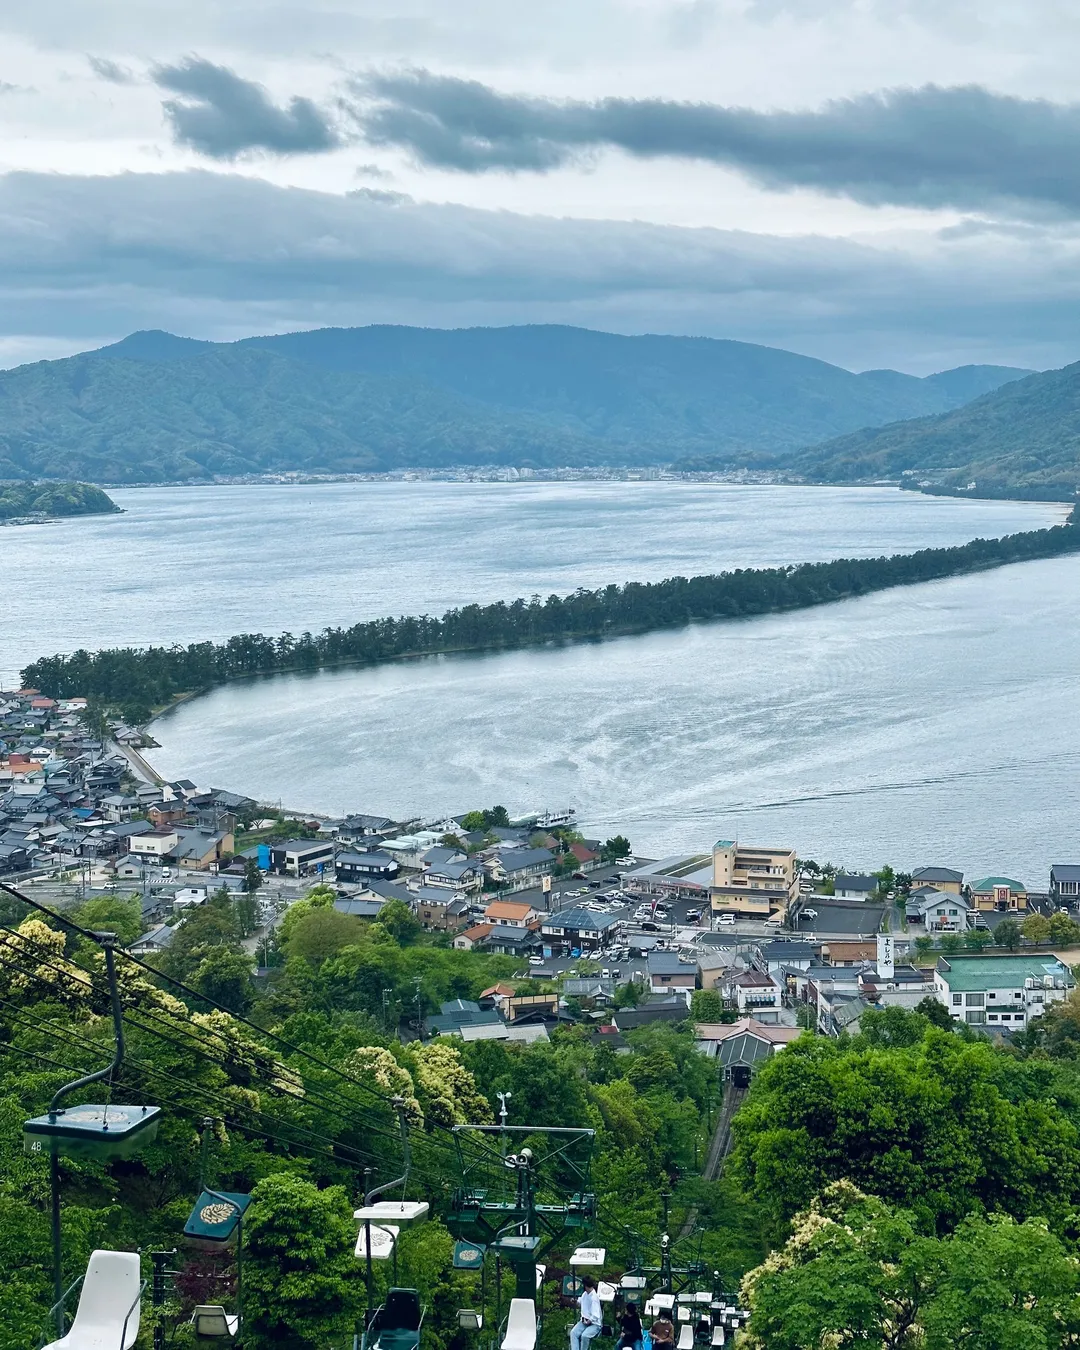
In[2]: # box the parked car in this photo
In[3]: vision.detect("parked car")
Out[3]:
[528,956,544,966]
[718,913,736,926]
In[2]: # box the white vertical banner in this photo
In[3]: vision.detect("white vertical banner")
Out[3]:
[877,931,895,980]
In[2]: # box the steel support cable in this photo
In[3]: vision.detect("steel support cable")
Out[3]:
[0,993,394,1174]
[0,1032,392,1172]
[0,920,451,1163]
[2,883,471,1150]
[0,939,462,1187]
[0,935,408,1149]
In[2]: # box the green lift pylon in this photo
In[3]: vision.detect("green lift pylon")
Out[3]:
[446,1124,596,1301]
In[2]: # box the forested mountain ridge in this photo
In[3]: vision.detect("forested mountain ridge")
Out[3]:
[0,480,118,520]
[0,324,1029,483]
[785,360,1080,499]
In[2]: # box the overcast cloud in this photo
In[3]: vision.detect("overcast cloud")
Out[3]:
[154,57,344,158]
[351,73,1080,218]
[2,1,1080,369]
[2,169,1080,373]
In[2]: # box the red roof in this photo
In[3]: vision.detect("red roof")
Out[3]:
[570,843,598,862]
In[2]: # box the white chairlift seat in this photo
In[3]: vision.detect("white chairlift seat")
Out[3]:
[648,1293,676,1314]
[677,1306,691,1322]
[569,1247,606,1267]
[192,1306,240,1339]
[43,1250,142,1350]
[620,1275,648,1291]
[710,1328,725,1346]
[597,1282,617,1304]
[535,1264,547,1290]
[677,1325,695,1350]
[501,1298,537,1350]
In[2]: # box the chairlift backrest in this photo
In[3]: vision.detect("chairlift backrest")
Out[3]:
[501,1298,537,1350]
[192,1306,239,1339]
[51,1250,141,1350]
[382,1289,423,1332]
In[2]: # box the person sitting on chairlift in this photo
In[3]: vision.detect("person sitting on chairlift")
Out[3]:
[570,1275,603,1350]
[618,1302,644,1350]
[650,1312,675,1350]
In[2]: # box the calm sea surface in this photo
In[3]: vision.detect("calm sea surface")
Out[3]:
[3,482,1072,879]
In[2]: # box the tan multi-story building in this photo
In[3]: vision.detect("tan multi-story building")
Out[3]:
[710,839,799,919]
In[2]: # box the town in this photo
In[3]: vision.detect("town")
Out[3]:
[3,684,1077,1068]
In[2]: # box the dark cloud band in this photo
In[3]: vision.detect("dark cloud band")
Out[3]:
[154,56,343,158]
[351,71,1080,216]
[1,169,1079,373]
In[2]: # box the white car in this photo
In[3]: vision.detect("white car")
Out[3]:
[528,956,544,966]
[601,968,610,978]
[802,908,818,920]
[717,913,736,926]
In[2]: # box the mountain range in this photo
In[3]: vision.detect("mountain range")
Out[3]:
[0,324,1031,484]
[784,362,1080,500]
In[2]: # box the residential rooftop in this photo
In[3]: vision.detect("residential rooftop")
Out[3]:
[936,954,1074,992]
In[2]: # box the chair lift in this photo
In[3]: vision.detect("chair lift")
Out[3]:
[501,1298,537,1350]
[356,1099,430,1350]
[184,1119,250,1341]
[41,1249,145,1350]
[21,928,160,1344]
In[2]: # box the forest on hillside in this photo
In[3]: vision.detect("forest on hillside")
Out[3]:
[0,481,119,521]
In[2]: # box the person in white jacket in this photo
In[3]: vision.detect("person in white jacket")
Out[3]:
[570,1276,603,1350]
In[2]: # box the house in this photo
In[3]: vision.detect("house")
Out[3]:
[456,1023,550,1044]
[129,829,180,861]
[484,926,542,958]
[911,866,964,896]
[568,842,600,870]
[148,801,188,828]
[818,940,878,966]
[337,813,396,841]
[710,839,799,919]
[479,982,517,1011]
[483,899,538,928]
[560,978,615,1009]
[268,839,335,877]
[696,949,739,990]
[540,906,620,956]
[1050,865,1080,908]
[335,851,400,885]
[172,828,233,871]
[426,858,483,891]
[970,876,1028,913]
[730,970,783,1022]
[424,999,504,1036]
[906,887,971,932]
[934,953,1075,1029]
[486,847,555,891]
[612,998,688,1031]
[173,887,208,908]
[695,1019,801,1083]
[380,831,446,868]
[413,892,470,932]
[453,923,493,951]
[504,992,559,1023]
[754,939,815,978]
[833,874,877,902]
[333,896,388,919]
[129,924,176,955]
[647,951,697,1002]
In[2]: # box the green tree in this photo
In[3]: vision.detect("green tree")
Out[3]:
[994,917,1022,949]
[962,927,992,951]
[192,946,256,1014]
[242,857,263,893]
[913,935,935,961]
[603,835,632,861]
[244,1173,361,1350]
[913,997,955,1031]
[372,898,420,945]
[690,988,725,1021]
[286,908,367,966]
[1048,912,1080,945]
[938,932,963,955]
[1022,914,1051,943]
[72,893,143,945]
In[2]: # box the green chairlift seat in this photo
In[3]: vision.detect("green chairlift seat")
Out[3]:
[368,1288,424,1350]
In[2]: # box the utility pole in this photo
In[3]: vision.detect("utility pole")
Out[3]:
[413,977,423,1038]
[382,987,394,1038]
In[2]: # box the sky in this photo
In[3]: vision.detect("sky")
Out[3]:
[3,1,1080,372]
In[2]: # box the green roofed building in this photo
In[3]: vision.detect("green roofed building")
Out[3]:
[970,875,1028,914]
[934,953,1073,1030]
